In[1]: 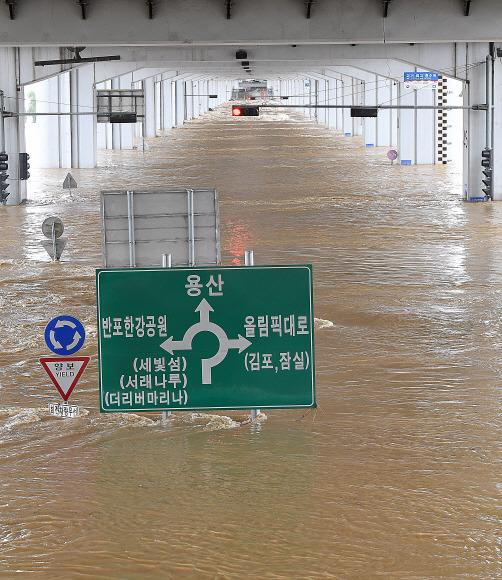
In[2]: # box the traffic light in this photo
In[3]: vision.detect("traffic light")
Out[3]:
[19,153,30,180]
[481,148,492,167]
[0,172,9,204]
[351,107,378,117]
[481,148,493,199]
[0,153,8,171]
[232,105,259,117]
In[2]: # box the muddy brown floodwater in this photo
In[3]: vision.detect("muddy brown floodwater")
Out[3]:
[1,104,502,578]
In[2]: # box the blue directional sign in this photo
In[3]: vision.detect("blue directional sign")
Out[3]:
[404,72,439,82]
[44,315,86,355]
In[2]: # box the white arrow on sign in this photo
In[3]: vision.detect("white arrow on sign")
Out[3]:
[49,320,82,351]
[159,298,251,384]
[49,330,63,349]
[66,331,82,351]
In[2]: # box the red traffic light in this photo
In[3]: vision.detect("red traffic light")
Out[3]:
[232,105,259,117]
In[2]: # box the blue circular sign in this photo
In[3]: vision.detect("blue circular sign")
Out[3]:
[44,315,86,355]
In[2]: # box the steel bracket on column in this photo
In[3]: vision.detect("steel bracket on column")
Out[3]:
[146,0,155,18]
[463,0,472,16]
[382,0,391,17]
[76,0,87,19]
[225,0,232,19]
[305,0,314,18]
[5,0,16,19]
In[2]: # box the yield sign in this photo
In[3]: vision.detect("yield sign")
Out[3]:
[40,356,90,401]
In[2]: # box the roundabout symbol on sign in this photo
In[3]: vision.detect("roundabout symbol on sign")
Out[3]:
[159,298,251,384]
[44,315,86,355]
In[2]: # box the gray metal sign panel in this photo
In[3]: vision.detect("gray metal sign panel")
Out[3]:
[96,89,145,123]
[100,188,220,268]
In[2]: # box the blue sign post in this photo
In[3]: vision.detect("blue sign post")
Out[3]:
[44,315,86,355]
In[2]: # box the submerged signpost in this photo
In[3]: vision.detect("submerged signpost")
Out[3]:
[40,216,67,261]
[96,265,315,413]
[41,315,90,418]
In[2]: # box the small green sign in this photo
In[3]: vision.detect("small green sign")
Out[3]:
[96,265,315,412]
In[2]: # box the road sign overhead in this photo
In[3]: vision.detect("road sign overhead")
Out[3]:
[96,265,315,412]
[404,71,438,90]
[40,356,90,401]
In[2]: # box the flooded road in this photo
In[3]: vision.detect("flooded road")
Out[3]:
[2,104,502,578]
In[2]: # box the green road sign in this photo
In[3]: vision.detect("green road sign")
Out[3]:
[96,265,315,412]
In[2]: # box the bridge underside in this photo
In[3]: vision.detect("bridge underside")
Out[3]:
[0,0,501,203]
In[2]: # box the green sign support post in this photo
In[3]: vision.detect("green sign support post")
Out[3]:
[96,265,315,412]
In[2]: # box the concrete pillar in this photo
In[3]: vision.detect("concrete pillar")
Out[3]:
[310,80,316,120]
[397,83,416,165]
[30,74,71,168]
[161,77,173,131]
[363,75,377,147]
[491,57,502,200]
[352,79,363,137]
[463,44,490,199]
[342,77,352,136]
[96,80,112,149]
[0,47,26,204]
[70,66,96,168]
[192,80,200,119]
[175,80,185,126]
[57,74,72,168]
[155,78,162,134]
[303,78,308,113]
[376,79,394,147]
[416,83,436,164]
[323,79,330,125]
[218,79,226,106]
[186,80,193,121]
[199,80,207,115]
[207,80,214,107]
[293,80,299,107]
[336,78,344,131]
[203,80,208,113]
[318,79,327,125]
[110,74,135,150]
[327,78,337,129]
[171,81,176,126]
[143,76,156,138]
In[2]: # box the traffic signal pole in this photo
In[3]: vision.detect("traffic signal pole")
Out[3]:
[486,53,494,153]
[482,52,495,200]
[260,104,476,111]
[0,90,5,153]
[0,90,8,205]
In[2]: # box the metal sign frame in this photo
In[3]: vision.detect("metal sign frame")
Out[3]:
[96,89,145,123]
[100,188,221,268]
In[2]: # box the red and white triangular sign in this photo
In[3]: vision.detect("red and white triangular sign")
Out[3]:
[40,356,90,402]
